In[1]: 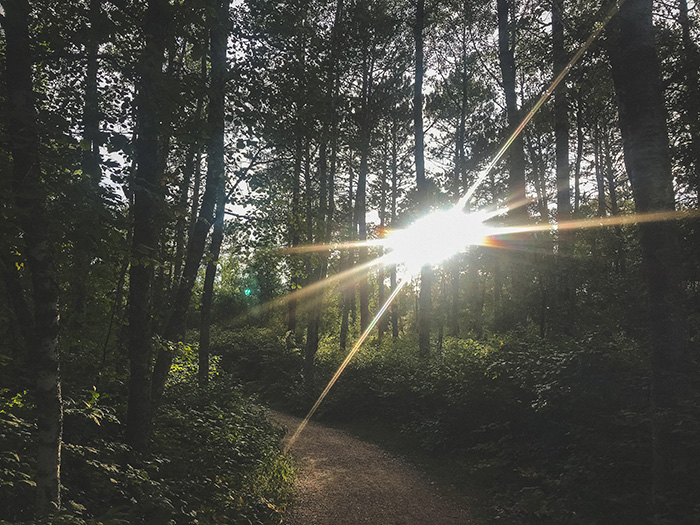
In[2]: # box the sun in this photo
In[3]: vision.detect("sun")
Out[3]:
[382,206,497,273]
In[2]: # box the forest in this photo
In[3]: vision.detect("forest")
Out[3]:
[1,0,699,522]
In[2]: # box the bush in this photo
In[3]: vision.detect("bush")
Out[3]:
[214,327,304,406]
[209,323,658,523]
[245,325,653,523]
[151,377,294,524]
[0,358,294,524]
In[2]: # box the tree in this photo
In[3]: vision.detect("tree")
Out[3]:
[414,0,432,357]
[125,0,170,452]
[678,0,700,203]
[354,13,373,334]
[1,0,64,513]
[304,0,343,386]
[553,0,573,313]
[496,0,529,328]
[151,0,231,403]
[607,0,694,517]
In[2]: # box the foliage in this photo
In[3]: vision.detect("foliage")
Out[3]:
[0,391,36,522]
[0,367,293,524]
[214,326,305,407]
[219,321,671,523]
[151,376,293,525]
[1,0,699,521]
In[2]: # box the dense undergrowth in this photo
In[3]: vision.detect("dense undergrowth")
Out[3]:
[211,323,699,524]
[0,347,293,524]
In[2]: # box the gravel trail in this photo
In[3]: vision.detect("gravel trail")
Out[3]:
[271,411,473,525]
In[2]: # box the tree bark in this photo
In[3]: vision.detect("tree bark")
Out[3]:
[391,119,400,340]
[378,142,388,341]
[152,0,228,403]
[553,0,573,315]
[607,0,692,517]
[450,43,469,337]
[287,136,303,339]
[174,82,205,291]
[69,0,103,342]
[3,0,64,513]
[497,0,528,326]
[199,175,226,388]
[125,0,169,452]
[593,123,606,217]
[553,0,571,239]
[679,0,700,203]
[355,48,374,334]
[497,0,527,220]
[414,0,432,357]
[573,87,584,215]
[602,129,619,216]
[340,163,355,352]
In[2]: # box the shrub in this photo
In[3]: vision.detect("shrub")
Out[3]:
[1,363,293,524]
[214,327,304,406]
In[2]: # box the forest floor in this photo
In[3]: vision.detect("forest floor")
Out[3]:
[271,411,475,525]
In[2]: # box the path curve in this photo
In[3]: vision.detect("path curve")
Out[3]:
[271,411,473,525]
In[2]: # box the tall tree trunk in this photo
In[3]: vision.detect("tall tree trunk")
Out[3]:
[152,0,227,404]
[553,0,571,240]
[497,0,527,218]
[174,146,194,291]
[377,141,389,341]
[174,82,205,290]
[465,252,484,337]
[573,87,584,215]
[199,176,226,388]
[3,1,64,512]
[70,0,103,341]
[607,0,692,517]
[356,50,374,333]
[679,0,700,203]
[493,252,504,330]
[339,251,352,353]
[339,162,354,352]
[593,123,606,217]
[390,121,400,340]
[497,0,528,325]
[287,136,303,339]
[450,44,469,337]
[125,0,169,452]
[602,128,625,272]
[356,147,370,335]
[526,134,551,223]
[304,0,344,366]
[303,152,324,387]
[553,0,573,316]
[83,0,102,187]
[602,129,619,216]
[414,0,432,357]
[188,57,206,238]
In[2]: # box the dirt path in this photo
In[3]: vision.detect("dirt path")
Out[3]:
[271,411,474,525]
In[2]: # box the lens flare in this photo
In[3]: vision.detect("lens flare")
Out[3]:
[382,208,499,272]
[280,0,630,451]
[283,279,409,453]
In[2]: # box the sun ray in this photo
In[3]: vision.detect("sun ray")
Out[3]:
[279,0,636,451]
[246,257,382,318]
[489,209,700,239]
[283,279,409,453]
[282,238,385,255]
[457,0,626,212]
